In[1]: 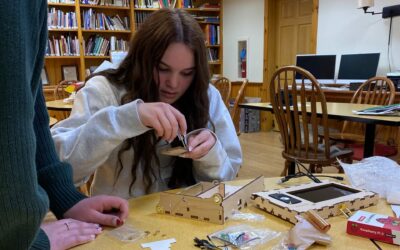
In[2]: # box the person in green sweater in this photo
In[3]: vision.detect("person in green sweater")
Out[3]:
[0,1,129,249]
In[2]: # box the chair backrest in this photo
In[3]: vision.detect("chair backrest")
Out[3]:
[342,76,395,132]
[351,76,395,105]
[54,80,78,100]
[230,79,248,135]
[269,66,331,162]
[213,77,232,107]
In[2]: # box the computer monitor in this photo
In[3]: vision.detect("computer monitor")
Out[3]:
[295,54,336,84]
[337,53,380,84]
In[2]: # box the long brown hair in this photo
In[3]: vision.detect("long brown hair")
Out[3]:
[87,9,211,194]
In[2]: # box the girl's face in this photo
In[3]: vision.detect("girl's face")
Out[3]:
[154,42,195,104]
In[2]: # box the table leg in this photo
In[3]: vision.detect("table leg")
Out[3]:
[288,162,295,175]
[363,124,376,158]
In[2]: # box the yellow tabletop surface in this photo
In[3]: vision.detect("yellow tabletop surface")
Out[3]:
[46,99,73,111]
[49,117,58,127]
[73,176,398,250]
[239,102,400,124]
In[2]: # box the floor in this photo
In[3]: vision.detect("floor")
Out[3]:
[236,131,355,179]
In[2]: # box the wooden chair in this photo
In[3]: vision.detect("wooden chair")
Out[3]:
[270,66,353,175]
[230,79,248,135]
[52,80,77,120]
[329,76,396,160]
[213,77,232,107]
[54,80,78,100]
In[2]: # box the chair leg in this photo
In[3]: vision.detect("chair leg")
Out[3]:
[282,161,290,176]
[315,165,323,173]
[309,164,316,173]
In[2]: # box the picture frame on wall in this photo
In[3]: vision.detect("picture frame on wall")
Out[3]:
[61,65,78,81]
[41,67,49,85]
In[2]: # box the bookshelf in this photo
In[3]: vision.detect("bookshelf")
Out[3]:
[134,0,223,77]
[44,0,223,87]
[45,0,133,85]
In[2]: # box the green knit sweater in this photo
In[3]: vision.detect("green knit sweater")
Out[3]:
[0,1,86,249]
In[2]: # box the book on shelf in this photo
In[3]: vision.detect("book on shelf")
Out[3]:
[353,103,400,116]
[48,0,75,3]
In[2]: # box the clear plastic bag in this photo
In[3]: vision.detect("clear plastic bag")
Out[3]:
[107,224,145,243]
[272,215,331,250]
[209,224,281,249]
[339,156,400,198]
[230,210,265,222]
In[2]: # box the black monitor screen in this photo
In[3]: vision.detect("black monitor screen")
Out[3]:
[295,55,336,83]
[337,53,380,83]
[288,183,360,203]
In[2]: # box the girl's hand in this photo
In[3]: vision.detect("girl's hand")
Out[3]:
[181,129,216,159]
[138,102,187,142]
[41,219,102,250]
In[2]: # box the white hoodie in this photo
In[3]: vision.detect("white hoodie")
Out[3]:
[51,76,242,199]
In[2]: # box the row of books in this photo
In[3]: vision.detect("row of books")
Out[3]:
[80,0,129,6]
[48,8,78,29]
[133,0,220,9]
[82,9,129,30]
[46,35,128,57]
[84,35,129,56]
[134,11,152,30]
[85,35,110,56]
[46,35,80,56]
[192,15,219,24]
[207,48,219,62]
[181,0,193,8]
[109,36,129,51]
[133,0,175,8]
[204,24,219,45]
[48,0,75,3]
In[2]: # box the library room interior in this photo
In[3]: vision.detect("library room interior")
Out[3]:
[6,0,400,249]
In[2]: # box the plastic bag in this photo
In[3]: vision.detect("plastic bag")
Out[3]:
[339,156,400,198]
[272,215,331,250]
[209,224,281,249]
[107,224,145,243]
[230,210,265,222]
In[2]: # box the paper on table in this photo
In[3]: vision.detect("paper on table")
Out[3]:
[353,103,400,116]
[392,205,400,218]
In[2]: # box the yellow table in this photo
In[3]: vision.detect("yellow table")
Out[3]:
[239,102,400,158]
[74,176,397,249]
[46,99,73,111]
[49,117,58,127]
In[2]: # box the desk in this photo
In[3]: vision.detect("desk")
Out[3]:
[46,99,73,111]
[239,102,400,158]
[314,88,400,103]
[74,176,396,249]
[49,117,58,127]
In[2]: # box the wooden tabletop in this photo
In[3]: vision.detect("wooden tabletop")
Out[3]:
[46,99,73,111]
[239,102,400,126]
[74,176,396,250]
[49,117,58,127]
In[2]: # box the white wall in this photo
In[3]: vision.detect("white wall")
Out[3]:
[223,0,264,83]
[317,0,400,77]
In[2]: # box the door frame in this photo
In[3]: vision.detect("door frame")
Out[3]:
[261,0,318,130]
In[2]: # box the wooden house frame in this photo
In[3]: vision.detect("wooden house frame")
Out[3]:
[252,180,379,224]
[156,176,264,224]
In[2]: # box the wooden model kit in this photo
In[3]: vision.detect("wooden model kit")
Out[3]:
[251,180,379,224]
[156,176,264,224]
